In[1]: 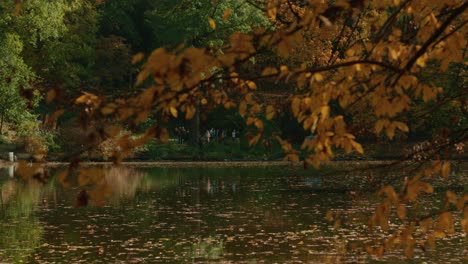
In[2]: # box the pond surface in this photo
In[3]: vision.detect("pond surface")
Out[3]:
[0,164,466,263]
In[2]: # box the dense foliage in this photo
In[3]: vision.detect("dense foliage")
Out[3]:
[2,0,467,260]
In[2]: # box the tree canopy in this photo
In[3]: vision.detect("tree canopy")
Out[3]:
[4,0,468,260]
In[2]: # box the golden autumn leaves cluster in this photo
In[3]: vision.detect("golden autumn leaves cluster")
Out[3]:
[364,159,467,259]
[17,0,467,259]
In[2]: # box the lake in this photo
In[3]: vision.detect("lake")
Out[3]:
[0,164,466,263]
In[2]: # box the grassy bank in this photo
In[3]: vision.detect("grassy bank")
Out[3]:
[1,139,466,163]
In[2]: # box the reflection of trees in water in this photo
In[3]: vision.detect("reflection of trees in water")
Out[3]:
[0,179,49,263]
[99,167,147,206]
[70,166,148,207]
[0,166,148,261]
[1,180,16,205]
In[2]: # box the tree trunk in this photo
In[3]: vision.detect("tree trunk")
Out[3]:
[189,98,201,147]
[0,113,4,136]
[0,189,3,211]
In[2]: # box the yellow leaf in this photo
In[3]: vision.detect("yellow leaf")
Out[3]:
[279,65,289,78]
[246,80,257,90]
[441,162,450,178]
[170,107,178,118]
[434,230,446,238]
[378,186,398,204]
[135,110,149,123]
[201,98,208,105]
[267,7,277,20]
[254,120,264,130]
[422,85,437,102]
[230,72,239,84]
[375,119,389,134]
[314,73,324,82]
[262,67,278,76]
[14,0,22,16]
[75,92,100,106]
[427,234,436,249]
[46,89,56,103]
[416,56,426,67]
[223,9,231,21]
[446,190,457,205]
[239,101,247,117]
[319,15,332,27]
[208,18,216,30]
[57,169,70,188]
[249,133,261,146]
[394,121,409,132]
[292,97,300,117]
[185,105,196,120]
[223,101,235,109]
[462,217,468,233]
[351,141,364,154]
[420,217,432,233]
[355,64,362,72]
[105,125,121,137]
[303,117,314,130]
[385,123,395,139]
[75,94,88,104]
[132,52,144,64]
[159,128,169,143]
[101,104,116,116]
[334,219,341,229]
[456,194,467,210]
[419,182,433,193]
[320,106,330,120]
[397,204,407,220]
[404,243,414,258]
[389,48,398,60]
[266,105,275,120]
[325,210,333,221]
[335,0,350,8]
[435,212,453,233]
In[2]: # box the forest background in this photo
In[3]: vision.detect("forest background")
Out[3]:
[0,0,467,259]
[1,0,465,163]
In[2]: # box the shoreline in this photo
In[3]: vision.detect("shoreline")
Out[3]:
[0,160,423,168]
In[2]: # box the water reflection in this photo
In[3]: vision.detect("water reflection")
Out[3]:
[0,165,466,263]
[0,170,46,262]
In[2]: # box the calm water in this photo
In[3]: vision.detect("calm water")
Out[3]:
[0,164,466,263]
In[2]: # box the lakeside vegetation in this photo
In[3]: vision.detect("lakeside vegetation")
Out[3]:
[0,0,466,262]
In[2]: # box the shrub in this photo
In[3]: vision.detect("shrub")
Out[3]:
[56,122,144,161]
[13,120,58,161]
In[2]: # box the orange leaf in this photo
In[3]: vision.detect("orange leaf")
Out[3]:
[397,204,407,220]
[266,105,275,120]
[132,52,145,64]
[446,190,457,205]
[249,133,261,146]
[420,217,432,233]
[262,67,278,76]
[291,97,300,117]
[46,89,56,103]
[325,210,333,221]
[185,105,196,120]
[170,107,178,118]
[208,18,216,30]
[394,121,409,132]
[441,162,450,178]
[239,101,247,117]
[246,80,257,90]
[351,141,364,154]
[223,9,231,21]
